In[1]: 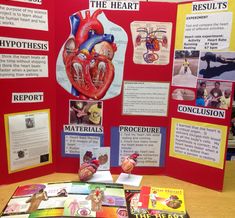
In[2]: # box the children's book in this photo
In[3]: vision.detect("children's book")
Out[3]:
[138,186,186,215]
[125,189,189,218]
[0,182,127,218]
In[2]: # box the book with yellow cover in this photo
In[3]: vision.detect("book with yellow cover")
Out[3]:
[125,189,189,218]
[139,186,186,214]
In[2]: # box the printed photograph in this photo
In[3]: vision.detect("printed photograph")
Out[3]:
[171,88,195,101]
[199,51,235,81]
[229,86,235,140]
[196,80,233,109]
[229,107,235,139]
[69,100,103,126]
[172,50,200,88]
[25,117,35,129]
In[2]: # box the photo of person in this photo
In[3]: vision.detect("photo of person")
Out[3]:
[229,87,235,140]
[150,191,158,207]
[199,51,235,81]
[69,100,103,125]
[229,107,235,140]
[25,117,35,128]
[182,58,190,74]
[196,80,233,109]
[220,89,232,109]
[172,50,200,88]
[196,88,205,107]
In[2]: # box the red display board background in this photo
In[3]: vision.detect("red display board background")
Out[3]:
[0,0,57,184]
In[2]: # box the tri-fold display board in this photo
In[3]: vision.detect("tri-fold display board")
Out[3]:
[0,0,234,191]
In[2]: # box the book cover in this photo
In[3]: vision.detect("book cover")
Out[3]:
[138,186,186,214]
[125,189,189,218]
[0,182,127,218]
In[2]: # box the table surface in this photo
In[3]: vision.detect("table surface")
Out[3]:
[0,161,235,218]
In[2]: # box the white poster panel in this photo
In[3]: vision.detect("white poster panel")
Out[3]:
[0,54,48,78]
[123,81,170,116]
[0,5,48,31]
[5,110,51,173]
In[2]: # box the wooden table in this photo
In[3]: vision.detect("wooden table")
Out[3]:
[0,161,235,217]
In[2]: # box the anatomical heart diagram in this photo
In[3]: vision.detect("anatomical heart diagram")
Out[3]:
[56,9,128,100]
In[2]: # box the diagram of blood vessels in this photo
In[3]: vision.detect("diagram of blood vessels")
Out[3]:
[135,27,168,63]
[63,10,117,100]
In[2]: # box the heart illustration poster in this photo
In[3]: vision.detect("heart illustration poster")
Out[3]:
[56,9,128,100]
